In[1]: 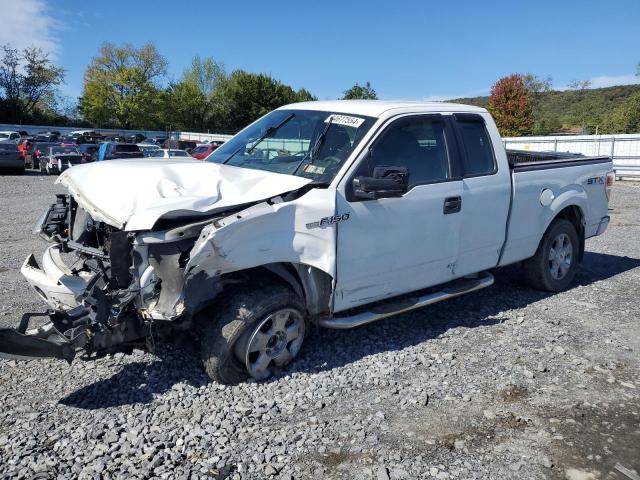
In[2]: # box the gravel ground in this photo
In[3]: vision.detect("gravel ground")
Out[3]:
[0,171,639,480]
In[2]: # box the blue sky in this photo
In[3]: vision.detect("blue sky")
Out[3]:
[2,0,639,101]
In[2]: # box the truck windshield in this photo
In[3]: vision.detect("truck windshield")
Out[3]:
[208,109,376,181]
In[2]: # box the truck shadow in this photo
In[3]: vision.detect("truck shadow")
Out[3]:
[60,251,640,409]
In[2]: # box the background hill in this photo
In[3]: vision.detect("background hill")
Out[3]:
[451,84,640,135]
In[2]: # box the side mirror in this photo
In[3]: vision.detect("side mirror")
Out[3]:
[353,165,409,200]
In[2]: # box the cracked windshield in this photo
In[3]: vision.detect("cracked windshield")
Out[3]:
[208,109,375,181]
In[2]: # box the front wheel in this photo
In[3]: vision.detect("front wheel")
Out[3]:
[522,218,579,292]
[198,284,307,384]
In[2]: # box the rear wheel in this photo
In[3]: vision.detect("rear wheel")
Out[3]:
[523,218,579,292]
[199,284,307,384]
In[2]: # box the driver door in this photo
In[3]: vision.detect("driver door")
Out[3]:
[334,114,463,312]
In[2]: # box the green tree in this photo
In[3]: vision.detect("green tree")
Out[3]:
[165,56,226,131]
[567,79,592,91]
[216,71,315,132]
[342,81,377,100]
[601,91,640,133]
[0,44,65,123]
[522,73,552,95]
[80,42,167,129]
[487,74,534,137]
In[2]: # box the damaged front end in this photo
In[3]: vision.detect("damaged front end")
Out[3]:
[0,194,215,363]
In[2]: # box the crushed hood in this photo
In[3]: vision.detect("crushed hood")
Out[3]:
[56,158,312,231]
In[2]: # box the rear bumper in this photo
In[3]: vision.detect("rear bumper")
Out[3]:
[586,215,610,238]
[21,246,92,310]
[596,215,610,236]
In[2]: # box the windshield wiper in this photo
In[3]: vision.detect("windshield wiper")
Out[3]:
[223,112,296,164]
[292,116,333,175]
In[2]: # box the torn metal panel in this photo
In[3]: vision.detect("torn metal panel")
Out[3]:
[185,188,338,281]
[56,158,312,231]
[21,246,92,310]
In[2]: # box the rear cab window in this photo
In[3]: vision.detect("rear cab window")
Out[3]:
[453,114,496,177]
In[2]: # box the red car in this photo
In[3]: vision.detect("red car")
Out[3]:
[190,141,224,160]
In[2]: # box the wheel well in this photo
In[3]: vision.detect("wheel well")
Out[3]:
[219,263,333,316]
[553,205,585,262]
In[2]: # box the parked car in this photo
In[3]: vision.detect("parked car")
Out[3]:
[59,134,95,145]
[0,142,24,173]
[77,144,99,162]
[147,149,192,158]
[163,139,197,152]
[70,130,97,137]
[1,101,614,385]
[190,143,220,160]
[138,144,162,157]
[126,133,147,144]
[97,142,143,160]
[150,136,168,146]
[33,132,59,142]
[26,142,57,169]
[0,131,21,143]
[18,130,30,137]
[103,135,126,142]
[59,137,80,146]
[39,146,84,175]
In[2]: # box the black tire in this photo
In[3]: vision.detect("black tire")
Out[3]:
[523,218,579,292]
[198,284,306,384]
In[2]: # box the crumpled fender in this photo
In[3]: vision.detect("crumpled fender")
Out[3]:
[185,188,338,281]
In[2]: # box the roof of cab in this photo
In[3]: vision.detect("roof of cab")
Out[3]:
[278,100,487,118]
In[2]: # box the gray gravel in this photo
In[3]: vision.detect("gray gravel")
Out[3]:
[1,170,639,480]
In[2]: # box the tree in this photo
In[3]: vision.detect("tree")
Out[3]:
[487,74,534,137]
[568,79,591,91]
[0,44,65,123]
[342,82,377,100]
[165,56,226,131]
[601,91,640,133]
[215,71,315,132]
[80,42,167,129]
[522,73,552,95]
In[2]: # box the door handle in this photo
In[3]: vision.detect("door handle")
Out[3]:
[443,196,462,214]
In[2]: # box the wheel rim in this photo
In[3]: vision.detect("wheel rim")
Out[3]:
[240,308,305,380]
[548,233,573,280]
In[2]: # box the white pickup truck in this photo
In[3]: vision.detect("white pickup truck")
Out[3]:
[0,101,614,384]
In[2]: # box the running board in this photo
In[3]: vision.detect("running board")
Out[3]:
[320,272,494,329]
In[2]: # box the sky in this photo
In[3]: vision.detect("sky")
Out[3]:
[1,0,639,102]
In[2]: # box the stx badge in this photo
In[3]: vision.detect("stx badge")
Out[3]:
[587,176,605,185]
[306,213,350,229]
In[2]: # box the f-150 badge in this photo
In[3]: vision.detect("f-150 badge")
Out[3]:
[306,213,350,229]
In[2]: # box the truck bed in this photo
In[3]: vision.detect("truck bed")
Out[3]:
[506,149,610,171]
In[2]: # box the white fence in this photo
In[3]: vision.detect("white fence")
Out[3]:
[503,133,640,178]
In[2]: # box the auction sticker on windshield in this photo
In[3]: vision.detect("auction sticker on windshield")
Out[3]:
[325,114,365,128]
[303,164,326,175]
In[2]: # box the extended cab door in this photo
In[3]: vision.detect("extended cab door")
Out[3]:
[333,114,464,312]
[451,114,511,276]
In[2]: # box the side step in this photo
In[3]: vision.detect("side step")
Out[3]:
[320,272,494,329]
